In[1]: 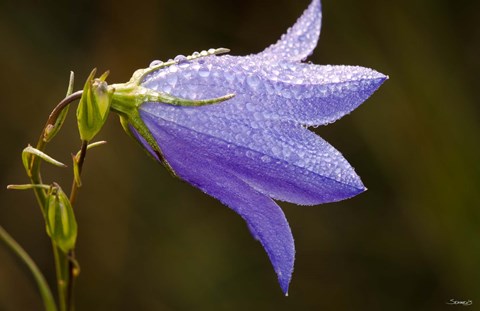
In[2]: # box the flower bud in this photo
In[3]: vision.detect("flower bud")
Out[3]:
[76,69,114,141]
[45,184,77,253]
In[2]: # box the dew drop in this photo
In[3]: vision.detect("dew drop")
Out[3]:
[261,155,271,163]
[246,75,261,91]
[162,85,172,93]
[174,54,187,63]
[253,112,264,121]
[246,151,255,159]
[149,60,163,67]
[224,70,235,82]
[166,74,177,87]
[245,102,255,112]
[271,146,281,157]
[198,66,210,78]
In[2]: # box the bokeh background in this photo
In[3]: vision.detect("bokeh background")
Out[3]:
[1,0,479,310]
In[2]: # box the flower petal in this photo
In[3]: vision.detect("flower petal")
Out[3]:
[142,57,387,126]
[131,121,295,294]
[139,107,365,205]
[255,0,322,61]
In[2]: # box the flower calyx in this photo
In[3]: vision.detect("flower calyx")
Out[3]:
[76,69,114,142]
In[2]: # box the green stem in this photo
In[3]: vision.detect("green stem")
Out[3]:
[69,140,88,204]
[25,79,82,311]
[66,139,88,311]
[52,244,69,311]
[0,226,57,311]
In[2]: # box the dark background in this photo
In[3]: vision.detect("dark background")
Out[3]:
[1,0,479,310]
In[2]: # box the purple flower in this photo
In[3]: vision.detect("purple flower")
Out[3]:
[113,0,387,294]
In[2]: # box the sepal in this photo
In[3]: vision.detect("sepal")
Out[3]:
[76,69,114,141]
[43,71,75,142]
[22,145,67,177]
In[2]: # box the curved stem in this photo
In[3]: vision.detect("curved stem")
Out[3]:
[26,86,83,311]
[44,91,83,133]
[28,90,84,211]
[0,226,57,311]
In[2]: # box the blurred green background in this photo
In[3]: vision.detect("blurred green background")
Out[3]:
[1,0,479,310]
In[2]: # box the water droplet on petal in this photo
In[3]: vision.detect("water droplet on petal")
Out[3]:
[224,70,235,82]
[246,151,255,159]
[149,60,163,67]
[253,112,264,121]
[271,146,282,157]
[246,75,261,91]
[167,74,177,87]
[198,66,210,78]
[261,155,271,163]
[174,54,188,63]
[162,85,172,93]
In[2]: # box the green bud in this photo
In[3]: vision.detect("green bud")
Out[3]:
[45,184,77,253]
[76,69,114,141]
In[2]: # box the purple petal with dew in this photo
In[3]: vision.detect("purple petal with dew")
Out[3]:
[142,57,387,126]
[139,107,365,205]
[130,122,295,295]
[127,125,162,162]
[255,0,321,62]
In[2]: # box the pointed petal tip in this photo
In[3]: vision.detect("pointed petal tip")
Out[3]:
[256,0,322,62]
[371,70,389,83]
[332,176,367,203]
[274,250,293,296]
[364,69,388,94]
[366,68,388,81]
[344,185,367,200]
[280,278,291,296]
[379,73,389,83]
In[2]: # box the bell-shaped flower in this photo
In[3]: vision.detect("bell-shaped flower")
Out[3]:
[110,0,387,294]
